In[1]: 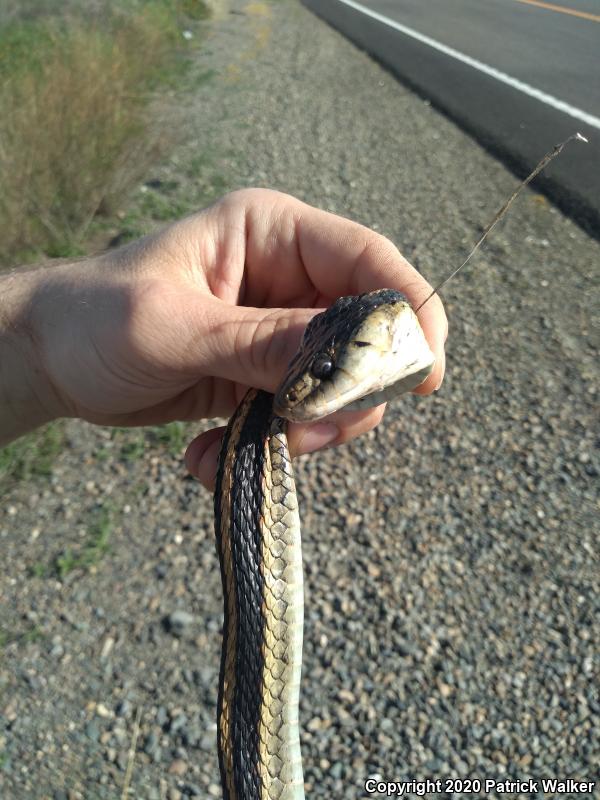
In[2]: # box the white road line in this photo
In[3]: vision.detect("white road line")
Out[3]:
[333,0,600,132]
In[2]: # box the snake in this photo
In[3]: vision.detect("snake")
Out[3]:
[214,288,435,800]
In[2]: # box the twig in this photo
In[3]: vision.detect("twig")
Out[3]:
[415,132,588,312]
[121,705,143,800]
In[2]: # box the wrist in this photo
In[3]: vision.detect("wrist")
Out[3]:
[0,266,67,446]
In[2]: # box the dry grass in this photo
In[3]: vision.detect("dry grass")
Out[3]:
[0,2,200,265]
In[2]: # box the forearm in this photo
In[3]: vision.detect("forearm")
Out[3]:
[0,267,65,446]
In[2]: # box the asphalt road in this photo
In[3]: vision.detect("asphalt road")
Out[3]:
[302,0,600,235]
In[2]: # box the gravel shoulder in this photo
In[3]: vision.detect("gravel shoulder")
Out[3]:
[1,1,598,798]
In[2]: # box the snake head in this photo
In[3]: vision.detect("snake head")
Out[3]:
[273,289,435,422]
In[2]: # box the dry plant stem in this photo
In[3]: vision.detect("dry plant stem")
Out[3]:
[0,12,177,265]
[415,132,589,312]
[121,705,143,800]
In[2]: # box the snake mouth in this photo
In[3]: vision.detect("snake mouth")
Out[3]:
[274,354,434,422]
[273,290,435,422]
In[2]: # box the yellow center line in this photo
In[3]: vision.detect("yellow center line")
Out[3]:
[513,0,600,22]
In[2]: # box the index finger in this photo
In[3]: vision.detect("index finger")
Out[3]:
[211,189,447,394]
[292,198,448,393]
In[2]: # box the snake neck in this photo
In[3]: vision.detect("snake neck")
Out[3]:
[214,388,305,800]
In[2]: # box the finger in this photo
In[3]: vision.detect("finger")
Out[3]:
[287,405,386,455]
[183,296,319,395]
[416,347,445,395]
[176,189,448,394]
[185,405,385,493]
[236,188,433,301]
[185,426,224,493]
[413,292,447,394]
[242,190,448,392]
[186,289,445,402]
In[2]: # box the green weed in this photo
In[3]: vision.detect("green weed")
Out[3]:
[139,190,192,222]
[28,503,120,581]
[0,624,43,648]
[148,421,188,456]
[118,434,147,463]
[178,0,211,20]
[53,504,114,579]
[28,563,48,579]
[112,422,190,461]
[0,422,65,489]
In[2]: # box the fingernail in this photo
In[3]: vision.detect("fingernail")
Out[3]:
[298,423,339,454]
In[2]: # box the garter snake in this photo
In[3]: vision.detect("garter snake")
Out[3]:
[214,289,435,800]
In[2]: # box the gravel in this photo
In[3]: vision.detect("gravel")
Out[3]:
[1,0,598,798]
[164,611,196,638]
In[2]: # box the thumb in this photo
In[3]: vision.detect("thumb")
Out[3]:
[196,298,319,393]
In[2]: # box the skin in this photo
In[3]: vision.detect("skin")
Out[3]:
[0,188,447,491]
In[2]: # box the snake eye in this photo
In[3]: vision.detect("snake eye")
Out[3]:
[311,353,334,380]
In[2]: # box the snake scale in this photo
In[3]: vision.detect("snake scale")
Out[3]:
[214,289,435,799]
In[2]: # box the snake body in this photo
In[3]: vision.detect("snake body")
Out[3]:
[214,289,435,800]
[215,389,304,799]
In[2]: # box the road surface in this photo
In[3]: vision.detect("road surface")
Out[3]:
[302,0,600,235]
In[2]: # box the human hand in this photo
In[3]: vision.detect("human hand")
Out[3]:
[20,189,447,489]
